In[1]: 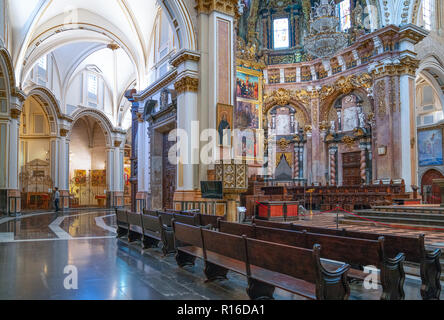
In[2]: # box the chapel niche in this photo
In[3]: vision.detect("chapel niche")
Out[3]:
[266,104,307,183]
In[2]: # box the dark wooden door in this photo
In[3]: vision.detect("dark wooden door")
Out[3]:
[421,169,443,204]
[342,152,361,186]
[162,132,176,210]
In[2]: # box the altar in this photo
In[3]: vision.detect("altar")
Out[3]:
[256,201,300,221]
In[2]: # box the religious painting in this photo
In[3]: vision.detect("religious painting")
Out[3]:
[91,170,106,187]
[234,130,256,160]
[236,71,259,100]
[216,103,233,146]
[418,129,443,167]
[74,170,87,186]
[235,101,259,129]
[124,167,131,186]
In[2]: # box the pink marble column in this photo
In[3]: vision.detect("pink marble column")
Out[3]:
[329,148,337,186]
[360,146,367,184]
[294,148,299,179]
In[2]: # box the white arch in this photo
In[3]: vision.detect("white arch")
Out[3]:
[160,0,197,51]
[69,108,115,147]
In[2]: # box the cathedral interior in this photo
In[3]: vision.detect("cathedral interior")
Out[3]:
[1,0,444,302]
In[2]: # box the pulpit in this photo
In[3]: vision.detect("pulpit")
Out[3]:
[215,161,248,222]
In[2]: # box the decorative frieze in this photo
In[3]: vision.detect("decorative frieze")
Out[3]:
[174,76,199,94]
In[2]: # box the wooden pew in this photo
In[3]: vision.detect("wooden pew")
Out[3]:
[141,214,162,249]
[172,221,350,300]
[252,218,442,300]
[127,212,143,243]
[197,213,226,230]
[220,220,405,300]
[115,209,129,238]
[142,209,159,217]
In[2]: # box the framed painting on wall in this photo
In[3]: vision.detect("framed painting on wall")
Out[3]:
[235,100,260,129]
[216,103,233,146]
[234,129,256,161]
[418,129,443,167]
[236,71,260,101]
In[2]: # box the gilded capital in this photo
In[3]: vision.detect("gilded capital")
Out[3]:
[10,108,21,120]
[195,0,239,17]
[60,129,69,137]
[174,76,199,94]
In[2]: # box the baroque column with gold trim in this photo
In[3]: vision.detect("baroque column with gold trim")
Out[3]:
[172,49,201,209]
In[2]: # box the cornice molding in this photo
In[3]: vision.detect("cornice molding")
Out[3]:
[170,50,200,68]
[133,70,178,102]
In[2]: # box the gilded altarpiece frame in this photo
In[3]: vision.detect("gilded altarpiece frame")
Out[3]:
[235,66,264,162]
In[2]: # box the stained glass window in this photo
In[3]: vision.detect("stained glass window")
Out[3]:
[273,18,289,49]
[337,0,351,31]
[88,74,98,96]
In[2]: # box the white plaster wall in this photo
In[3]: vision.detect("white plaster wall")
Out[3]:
[69,122,92,177]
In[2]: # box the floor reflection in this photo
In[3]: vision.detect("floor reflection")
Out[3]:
[0,210,442,300]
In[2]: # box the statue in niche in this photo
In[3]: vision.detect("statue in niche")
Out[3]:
[160,89,169,109]
[353,1,364,29]
[358,110,366,128]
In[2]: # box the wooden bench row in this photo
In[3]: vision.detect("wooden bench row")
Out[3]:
[219,220,405,300]
[251,218,442,300]
[173,221,351,300]
[116,209,225,255]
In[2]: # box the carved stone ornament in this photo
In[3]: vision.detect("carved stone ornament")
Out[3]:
[236,37,266,70]
[174,77,199,94]
[278,138,290,150]
[342,135,355,148]
[264,88,292,106]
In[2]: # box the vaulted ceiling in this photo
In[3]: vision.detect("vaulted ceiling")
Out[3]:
[7,0,160,90]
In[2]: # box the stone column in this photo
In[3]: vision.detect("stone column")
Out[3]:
[299,144,305,181]
[136,116,150,212]
[397,26,427,192]
[294,145,299,180]
[309,93,323,184]
[171,50,200,207]
[5,109,20,215]
[329,146,338,186]
[105,147,114,207]
[1,92,25,216]
[112,140,124,208]
[359,143,367,185]
[58,129,70,210]
[124,90,139,212]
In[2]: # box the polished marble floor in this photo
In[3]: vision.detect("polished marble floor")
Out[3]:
[0,210,442,300]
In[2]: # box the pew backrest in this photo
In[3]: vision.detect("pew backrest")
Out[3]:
[173,222,203,248]
[219,220,256,238]
[201,229,246,262]
[116,209,128,224]
[143,209,159,217]
[127,212,142,228]
[142,214,161,233]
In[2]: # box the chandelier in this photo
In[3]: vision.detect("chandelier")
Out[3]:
[304,0,348,59]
